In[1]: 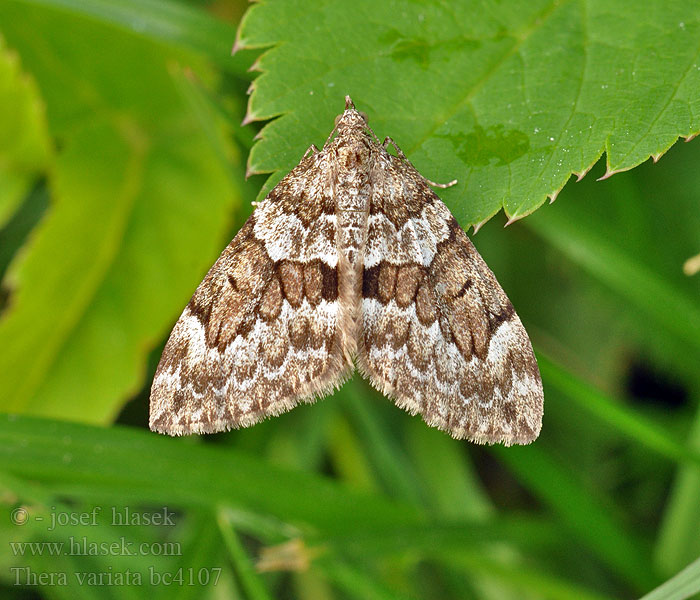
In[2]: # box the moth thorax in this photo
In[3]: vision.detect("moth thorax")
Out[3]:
[334,133,371,167]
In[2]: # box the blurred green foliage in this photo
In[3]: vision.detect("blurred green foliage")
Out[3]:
[1,1,699,599]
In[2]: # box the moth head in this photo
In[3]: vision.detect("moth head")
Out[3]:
[332,95,368,129]
[333,108,369,133]
[328,97,373,164]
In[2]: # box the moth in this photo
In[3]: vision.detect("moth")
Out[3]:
[150,97,543,445]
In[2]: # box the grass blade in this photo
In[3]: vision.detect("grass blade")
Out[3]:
[493,443,657,592]
[639,556,700,600]
[539,353,700,468]
[217,508,274,600]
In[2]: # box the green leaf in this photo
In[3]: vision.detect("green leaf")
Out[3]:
[237,0,700,225]
[12,0,249,76]
[0,35,50,227]
[0,5,240,422]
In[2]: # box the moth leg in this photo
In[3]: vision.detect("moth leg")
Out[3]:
[303,144,321,159]
[382,136,408,158]
[382,137,457,189]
